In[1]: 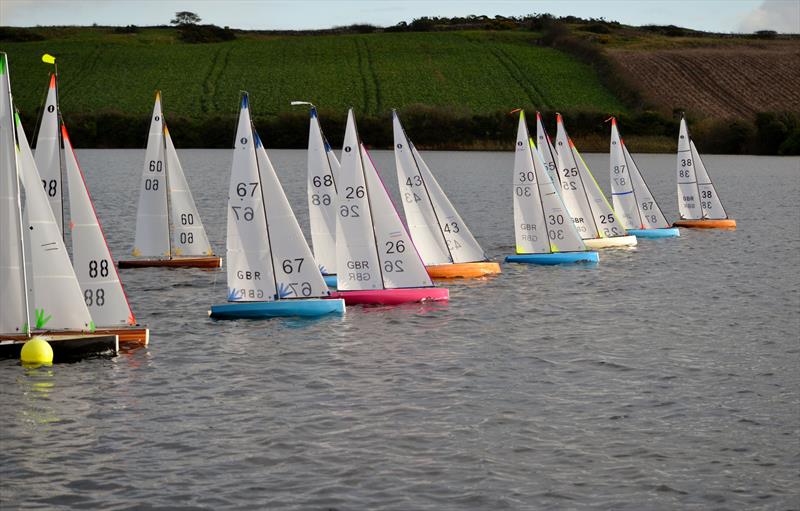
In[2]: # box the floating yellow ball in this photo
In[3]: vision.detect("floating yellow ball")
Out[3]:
[20,337,53,367]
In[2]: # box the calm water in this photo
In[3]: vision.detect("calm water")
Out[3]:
[1,149,798,510]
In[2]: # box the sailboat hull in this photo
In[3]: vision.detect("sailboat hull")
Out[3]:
[208,298,345,319]
[92,327,149,347]
[323,274,338,288]
[627,227,681,238]
[673,219,736,230]
[583,235,638,249]
[118,256,222,268]
[426,261,502,279]
[505,252,599,265]
[332,287,449,305]
[0,334,119,360]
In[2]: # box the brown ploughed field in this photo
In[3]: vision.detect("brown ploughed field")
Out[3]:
[608,41,800,118]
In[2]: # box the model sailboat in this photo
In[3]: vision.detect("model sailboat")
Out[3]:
[393,110,500,278]
[673,116,736,229]
[0,53,118,357]
[329,109,448,305]
[552,114,637,249]
[118,92,221,268]
[293,102,340,288]
[31,67,148,345]
[608,117,680,238]
[506,110,599,265]
[209,93,344,318]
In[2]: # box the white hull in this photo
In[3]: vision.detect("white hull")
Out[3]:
[584,235,638,249]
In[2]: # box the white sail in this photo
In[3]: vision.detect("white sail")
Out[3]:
[394,113,450,265]
[362,144,433,288]
[63,125,135,327]
[555,115,625,239]
[690,140,728,220]
[514,112,585,254]
[255,136,329,299]
[609,119,641,229]
[16,114,92,331]
[0,53,30,334]
[132,92,170,257]
[534,112,559,185]
[33,73,63,234]
[306,107,339,275]
[335,110,382,290]
[164,126,213,257]
[412,144,486,262]
[394,111,486,265]
[623,145,670,229]
[226,94,277,302]
[676,117,702,220]
[513,112,549,254]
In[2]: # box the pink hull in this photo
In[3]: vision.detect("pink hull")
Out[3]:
[331,287,449,305]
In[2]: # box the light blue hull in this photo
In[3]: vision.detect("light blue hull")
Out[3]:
[626,228,680,239]
[323,274,338,288]
[209,298,345,319]
[505,251,599,265]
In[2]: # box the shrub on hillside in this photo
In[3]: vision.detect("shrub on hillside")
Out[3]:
[178,24,236,43]
[0,27,45,42]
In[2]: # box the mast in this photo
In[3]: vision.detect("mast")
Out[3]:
[247,94,280,299]
[1,53,32,335]
[354,115,387,289]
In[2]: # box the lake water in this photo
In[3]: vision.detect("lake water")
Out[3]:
[1,149,798,510]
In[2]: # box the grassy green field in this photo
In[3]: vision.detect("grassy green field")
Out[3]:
[3,28,624,119]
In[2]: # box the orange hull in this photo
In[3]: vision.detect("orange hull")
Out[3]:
[426,261,502,279]
[93,327,149,347]
[673,219,736,230]
[118,256,222,268]
[3,327,148,347]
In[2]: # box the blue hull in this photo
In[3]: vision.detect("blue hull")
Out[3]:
[323,274,338,288]
[505,252,599,265]
[626,228,680,239]
[209,298,345,319]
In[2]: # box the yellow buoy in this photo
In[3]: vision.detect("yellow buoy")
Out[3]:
[20,337,54,367]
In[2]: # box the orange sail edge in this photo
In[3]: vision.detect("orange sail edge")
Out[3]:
[673,219,737,230]
[426,261,502,279]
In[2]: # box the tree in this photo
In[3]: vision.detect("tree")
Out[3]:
[171,11,201,26]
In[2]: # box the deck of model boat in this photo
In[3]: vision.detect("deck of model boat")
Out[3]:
[118,256,222,268]
[331,287,449,305]
[209,298,345,319]
[673,219,737,229]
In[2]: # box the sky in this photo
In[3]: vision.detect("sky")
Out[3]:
[2,0,799,33]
